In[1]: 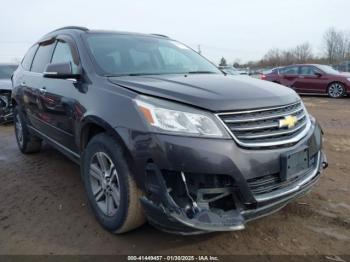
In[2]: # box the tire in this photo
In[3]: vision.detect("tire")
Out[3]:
[81,133,145,233]
[327,82,345,98]
[14,106,42,154]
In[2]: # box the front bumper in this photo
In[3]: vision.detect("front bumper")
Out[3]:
[126,119,327,234]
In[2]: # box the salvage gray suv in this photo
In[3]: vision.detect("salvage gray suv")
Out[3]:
[11,26,327,234]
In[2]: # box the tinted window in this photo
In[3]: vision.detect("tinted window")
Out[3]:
[300,66,319,75]
[85,34,221,76]
[21,45,38,71]
[0,65,17,79]
[281,66,298,75]
[31,42,55,73]
[51,41,79,73]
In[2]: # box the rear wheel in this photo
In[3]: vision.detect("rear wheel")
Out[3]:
[327,82,345,98]
[14,106,42,154]
[82,133,145,233]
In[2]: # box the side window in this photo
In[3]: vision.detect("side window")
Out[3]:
[51,41,79,74]
[281,66,298,75]
[300,66,314,75]
[21,45,38,71]
[31,42,56,73]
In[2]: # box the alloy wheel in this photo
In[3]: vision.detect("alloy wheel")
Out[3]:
[89,152,120,217]
[328,83,344,98]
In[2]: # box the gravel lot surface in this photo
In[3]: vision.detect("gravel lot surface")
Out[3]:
[0,96,349,255]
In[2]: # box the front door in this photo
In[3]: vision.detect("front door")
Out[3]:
[39,37,83,153]
[294,66,327,93]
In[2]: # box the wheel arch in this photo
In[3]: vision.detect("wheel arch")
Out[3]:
[80,115,126,152]
[327,81,346,93]
[79,115,143,190]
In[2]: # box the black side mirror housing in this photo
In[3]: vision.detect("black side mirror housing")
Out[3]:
[43,62,81,79]
[314,72,322,77]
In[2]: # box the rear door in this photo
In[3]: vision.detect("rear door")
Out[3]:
[294,66,328,93]
[21,40,56,132]
[39,35,82,153]
[279,66,299,88]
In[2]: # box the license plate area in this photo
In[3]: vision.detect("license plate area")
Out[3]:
[280,147,309,181]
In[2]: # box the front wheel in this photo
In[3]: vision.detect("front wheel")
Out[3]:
[327,82,345,98]
[81,133,145,233]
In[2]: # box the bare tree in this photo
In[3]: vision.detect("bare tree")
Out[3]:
[262,48,282,67]
[281,50,296,65]
[219,57,227,66]
[323,28,348,64]
[293,43,313,63]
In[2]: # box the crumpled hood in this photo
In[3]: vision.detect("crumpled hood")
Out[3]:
[0,79,12,91]
[108,74,300,112]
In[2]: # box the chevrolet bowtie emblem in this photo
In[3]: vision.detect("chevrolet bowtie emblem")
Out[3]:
[279,115,298,129]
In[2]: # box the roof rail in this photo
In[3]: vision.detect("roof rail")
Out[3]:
[150,34,169,38]
[50,26,89,33]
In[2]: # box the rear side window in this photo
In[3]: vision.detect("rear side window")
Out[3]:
[51,41,79,74]
[281,66,299,75]
[31,42,56,73]
[21,45,38,71]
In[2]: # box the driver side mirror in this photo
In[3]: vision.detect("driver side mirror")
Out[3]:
[43,62,81,80]
[314,72,323,77]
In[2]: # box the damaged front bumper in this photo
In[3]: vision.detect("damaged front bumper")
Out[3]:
[137,120,327,235]
[0,91,13,124]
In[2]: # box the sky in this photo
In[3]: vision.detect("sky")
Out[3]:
[0,0,349,65]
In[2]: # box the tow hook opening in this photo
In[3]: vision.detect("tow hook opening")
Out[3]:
[322,161,328,169]
[322,153,328,169]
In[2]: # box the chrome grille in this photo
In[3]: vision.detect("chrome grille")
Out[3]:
[217,101,310,148]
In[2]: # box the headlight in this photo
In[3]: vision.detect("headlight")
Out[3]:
[347,78,350,82]
[134,95,229,138]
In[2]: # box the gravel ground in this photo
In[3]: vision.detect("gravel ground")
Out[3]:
[0,96,349,256]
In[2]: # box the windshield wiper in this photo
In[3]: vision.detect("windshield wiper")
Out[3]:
[106,73,167,77]
[186,71,218,74]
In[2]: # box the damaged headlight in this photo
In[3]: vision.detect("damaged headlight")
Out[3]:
[135,95,229,138]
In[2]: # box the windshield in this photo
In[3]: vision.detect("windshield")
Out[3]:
[84,34,221,76]
[316,65,340,75]
[0,65,17,79]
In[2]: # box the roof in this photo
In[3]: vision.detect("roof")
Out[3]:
[42,26,171,40]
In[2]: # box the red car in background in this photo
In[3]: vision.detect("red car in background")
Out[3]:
[261,64,350,98]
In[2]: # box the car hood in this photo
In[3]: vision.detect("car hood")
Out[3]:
[108,74,300,111]
[0,79,12,91]
[339,72,350,77]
